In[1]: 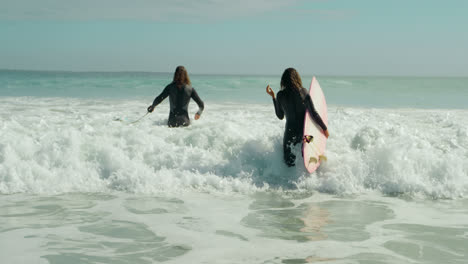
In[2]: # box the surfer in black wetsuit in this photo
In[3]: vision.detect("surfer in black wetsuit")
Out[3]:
[266,68,329,167]
[147,66,204,127]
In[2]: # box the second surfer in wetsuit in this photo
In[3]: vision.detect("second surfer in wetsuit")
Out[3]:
[266,68,329,167]
[147,66,204,127]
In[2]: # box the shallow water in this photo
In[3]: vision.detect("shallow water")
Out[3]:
[1,193,467,263]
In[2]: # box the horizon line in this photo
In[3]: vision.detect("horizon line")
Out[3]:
[1,68,467,78]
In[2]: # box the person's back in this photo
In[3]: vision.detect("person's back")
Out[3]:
[276,87,309,139]
[147,66,204,127]
[165,83,203,127]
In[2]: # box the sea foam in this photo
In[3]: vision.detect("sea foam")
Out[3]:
[1,97,467,198]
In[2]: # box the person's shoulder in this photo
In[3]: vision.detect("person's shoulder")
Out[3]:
[165,82,175,89]
[184,84,193,91]
[299,87,310,99]
[277,89,285,97]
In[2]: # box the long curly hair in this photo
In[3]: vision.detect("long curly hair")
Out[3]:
[173,66,191,87]
[280,68,303,92]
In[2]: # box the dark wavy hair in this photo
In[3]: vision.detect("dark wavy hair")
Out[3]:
[280,68,303,92]
[173,66,191,87]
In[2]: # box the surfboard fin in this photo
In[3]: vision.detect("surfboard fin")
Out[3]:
[309,157,318,164]
[319,155,327,162]
[303,135,314,144]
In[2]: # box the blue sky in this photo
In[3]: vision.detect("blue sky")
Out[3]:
[0,0,467,76]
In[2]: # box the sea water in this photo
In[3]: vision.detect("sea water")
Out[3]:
[0,70,467,263]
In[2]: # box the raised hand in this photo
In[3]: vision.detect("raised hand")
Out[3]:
[266,85,275,99]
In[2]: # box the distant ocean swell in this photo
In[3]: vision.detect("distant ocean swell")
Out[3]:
[1,70,468,108]
[1,97,467,199]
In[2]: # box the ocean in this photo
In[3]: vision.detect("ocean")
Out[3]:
[1,70,467,263]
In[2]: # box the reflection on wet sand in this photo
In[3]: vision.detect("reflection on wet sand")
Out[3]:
[299,204,336,263]
[241,193,332,243]
[299,204,331,241]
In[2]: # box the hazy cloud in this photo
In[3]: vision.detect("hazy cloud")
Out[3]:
[291,8,357,20]
[0,0,303,22]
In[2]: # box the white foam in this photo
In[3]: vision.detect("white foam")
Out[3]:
[1,97,467,198]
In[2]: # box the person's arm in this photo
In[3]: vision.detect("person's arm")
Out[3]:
[266,85,284,119]
[147,86,170,112]
[273,93,284,120]
[305,94,328,133]
[191,88,204,120]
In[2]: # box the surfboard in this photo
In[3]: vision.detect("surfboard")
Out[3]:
[302,77,328,173]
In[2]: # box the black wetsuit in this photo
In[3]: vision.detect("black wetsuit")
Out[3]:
[151,83,204,127]
[273,87,327,166]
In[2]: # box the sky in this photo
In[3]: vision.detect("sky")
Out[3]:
[0,0,467,76]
